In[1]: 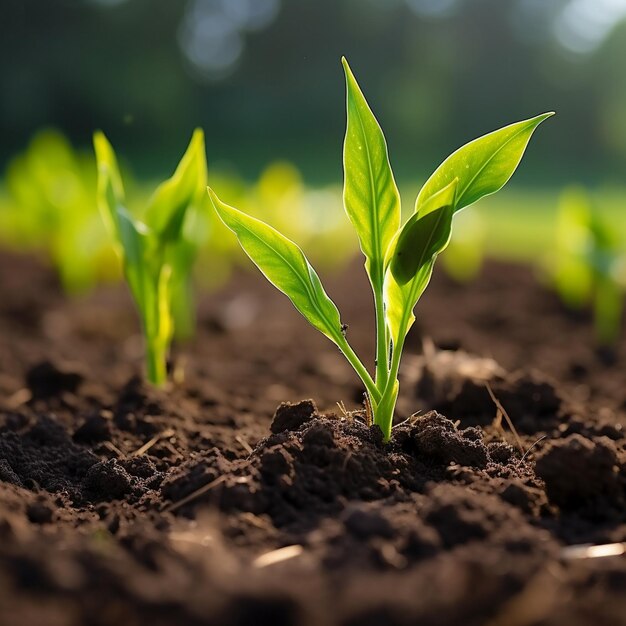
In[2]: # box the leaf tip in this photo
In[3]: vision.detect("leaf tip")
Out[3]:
[191,127,205,147]
[206,187,231,223]
[535,111,556,125]
[206,186,218,205]
[341,56,355,83]
[92,130,109,154]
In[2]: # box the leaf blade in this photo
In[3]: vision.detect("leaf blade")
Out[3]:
[208,188,345,345]
[93,131,126,237]
[417,112,554,214]
[144,128,207,243]
[342,57,401,277]
[385,180,457,345]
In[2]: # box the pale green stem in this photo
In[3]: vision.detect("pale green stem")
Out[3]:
[373,324,407,440]
[146,337,168,386]
[336,335,381,404]
[373,284,390,389]
[144,250,170,387]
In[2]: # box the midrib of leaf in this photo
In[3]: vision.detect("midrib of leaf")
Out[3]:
[234,215,342,343]
[453,124,533,210]
[353,105,383,273]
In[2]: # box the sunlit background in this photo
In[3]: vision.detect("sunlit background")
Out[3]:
[2,0,626,344]
[3,0,626,182]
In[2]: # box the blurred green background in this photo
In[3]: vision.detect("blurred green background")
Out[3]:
[3,0,626,185]
[2,0,626,344]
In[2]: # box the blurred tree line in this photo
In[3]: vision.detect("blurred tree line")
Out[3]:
[2,0,626,185]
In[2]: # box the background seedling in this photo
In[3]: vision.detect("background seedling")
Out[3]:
[0,130,116,292]
[0,127,355,310]
[208,58,552,441]
[550,188,624,345]
[94,129,207,385]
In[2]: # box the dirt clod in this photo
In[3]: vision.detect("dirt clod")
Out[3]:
[270,399,318,434]
[535,433,622,511]
[25,360,83,398]
[83,459,134,500]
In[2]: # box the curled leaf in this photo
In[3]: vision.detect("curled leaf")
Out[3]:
[385,180,457,345]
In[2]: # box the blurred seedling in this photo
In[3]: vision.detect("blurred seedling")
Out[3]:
[94,129,207,385]
[551,188,624,345]
[208,58,552,440]
[0,129,117,292]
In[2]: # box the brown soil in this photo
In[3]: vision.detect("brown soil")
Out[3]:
[0,251,624,626]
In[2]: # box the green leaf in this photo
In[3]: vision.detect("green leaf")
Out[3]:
[385,180,457,345]
[144,128,207,243]
[390,189,456,286]
[115,207,172,385]
[342,57,401,279]
[115,207,151,311]
[417,112,554,214]
[93,131,126,236]
[93,131,201,385]
[208,188,345,345]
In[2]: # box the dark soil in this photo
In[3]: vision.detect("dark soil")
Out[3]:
[0,251,624,626]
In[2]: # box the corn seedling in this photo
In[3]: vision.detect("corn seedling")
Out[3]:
[208,59,552,440]
[94,129,207,385]
[1,130,116,292]
[551,188,624,345]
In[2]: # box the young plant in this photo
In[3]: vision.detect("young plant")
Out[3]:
[208,58,552,440]
[551,188,624,345]
[94,129,207,385]
[1,129,115,292]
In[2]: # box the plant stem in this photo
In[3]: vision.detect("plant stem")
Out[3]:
[337,335,381,404]
[373,283,389,389]
[387,335,405,394]
[373,317,408,440]
[146,338,167,386]
[145,258,171,387]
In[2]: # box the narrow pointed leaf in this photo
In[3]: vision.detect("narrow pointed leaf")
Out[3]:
[385,180,457,344]
[208,188,345,345]
[144,128,207,242]
[93,131,126,236]
[342,57,400,279]
[115,207,151,312]
[115,207,173,384]
[417,112,554,214]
